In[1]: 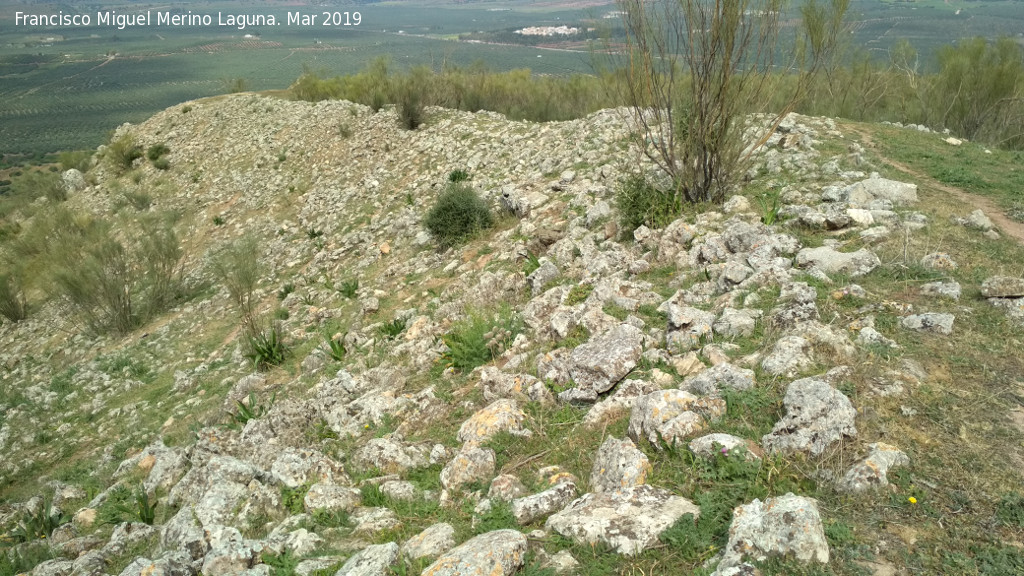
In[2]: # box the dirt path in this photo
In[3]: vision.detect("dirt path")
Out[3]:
[851,126,1024,245]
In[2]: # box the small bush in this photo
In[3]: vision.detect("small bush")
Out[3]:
[227,391,275,429]
[7,496,70,542]
[210,235,262,333]
[397,66,430,130]
[324,333,346,361]
[378,317,406,340]
[107,134,143,172]
[616,174,680,237]
[122,190,152,211]
[442,308,521,370]
[0,272,29,322]
[448,169,470,183]
[338,279,359,299]
[152,157,170,171]
[245,325,288,371]
[57,150,92,173]
[146,144,170,161]
[224,77,250,94]
[10,170,66,203]
[277,283,295,300]
[424,183,494,248]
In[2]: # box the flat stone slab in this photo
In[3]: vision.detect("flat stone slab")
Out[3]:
[421,529,527,576]
[545,485,700,555]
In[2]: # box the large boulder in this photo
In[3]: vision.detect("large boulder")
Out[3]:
[981,276,1024,298]
[589,437,651,494]
[795,247,880,277]
[335,542,400,576]
[761,378,857,456]
[562,324,644,403]
[545,485,700,555]
[422,530,528,576]
[457,399,530,444]
[843,176,918,207]
[717,494,829,570]
[627,389,726,449]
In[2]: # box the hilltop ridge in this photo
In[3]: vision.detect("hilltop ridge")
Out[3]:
[1,94,1024,575]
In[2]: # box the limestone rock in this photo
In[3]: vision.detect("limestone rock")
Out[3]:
[422,529,528,576]
[336,542,400,576]
[627,389,726,449]
[683,363,756,397]
[981,276,1024,298]
[795,246,879,277]
[689,433,763,461]
[713,308,761,339]
[844,176,918,207]
[583,379,660,427]
[920,252,957,271]
[545,485,700,555]
[920,281,961,301]
[837,443,910,492]
[457,399,529,444]
[402,523,457,560]
[511,481,578,525]
[762,378,857,456]
[302,483,360,514]
[440,446,496,491]
[353,438,431,474]
[760,335,813,378]
[718,494,829,570]
[488,474,528,501]
[901,313,954,335]
[590,436,651,494]
[665,305,716,353]
[964,209,994,231]
[563,324,644,402]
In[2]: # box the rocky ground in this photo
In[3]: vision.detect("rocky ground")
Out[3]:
[1,95,1023,576]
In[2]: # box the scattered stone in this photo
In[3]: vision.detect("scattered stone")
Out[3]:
[627,389,726,449]
[488,474,528,501]
[589,437,651,494]
[760,335,813,378]
[981,276,1024,298]
[762,378,857,456]
[353,438,431,474]
[527,261,560,296]
[795,246,880,277]
[562,324,644,403]
[920,252,957,271]
[682,362,756,396]
[837,443,910,492]
[457,399,530,444]
[856,327,899,350]
[335,542,400,576]
[689,433,763,461]
[402,523,457,561]
[546,485,700,555]
[717,494,829,570]
[511,481,578,524]
[901,313,954,335]
[440,446,496,491]
[351,507,400,534]
[964,209,994,231]
[844,175,918,207]
[421,529,527,576]
[545,550,580,574]
[713,308,761,339]
[920,281,961,301]
[664,305,717,352]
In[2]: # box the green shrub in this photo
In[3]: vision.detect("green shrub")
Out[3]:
[245,325,288,371]
[210,235,262,333]
[338,278,359,299]
[7,496,70,542]
[448,169,470,183]
[223,77,250,94]
[10,170,66,203]
[122,190,152,211]
[424,182,494,248]
[441,307,521,370]
[324,333,346,362]
[152,158,170,171]
[57,150,92,173]
[290,68,344,102]
[0,272,29,322]
[107,134,143,172]
[227,391,276,429]
[146,144,170,161]
[397,65,431,130]
[378,317,406,340]
[616,174,680,237]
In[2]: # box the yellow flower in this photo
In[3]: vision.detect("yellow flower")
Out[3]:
[908,496,917,504]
